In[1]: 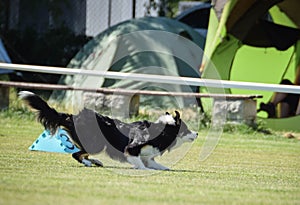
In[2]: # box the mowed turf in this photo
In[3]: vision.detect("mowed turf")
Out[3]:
[0,114,299,205]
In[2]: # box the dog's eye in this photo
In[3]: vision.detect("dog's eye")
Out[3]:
[179,132,184,136]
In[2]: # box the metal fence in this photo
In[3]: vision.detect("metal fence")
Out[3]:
[0,0,163,37]
[0,0,164,67]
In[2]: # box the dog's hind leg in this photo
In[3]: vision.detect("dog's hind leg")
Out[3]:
[72,151,103,167]
[72,151,92,167]
[72,151,91,167]
[89,158,103,167]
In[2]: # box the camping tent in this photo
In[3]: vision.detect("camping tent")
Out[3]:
[202,0,300,131]
[51,17,205,112]
[0,38,12,74]
[175,2,211,39]
[0,38,12,109]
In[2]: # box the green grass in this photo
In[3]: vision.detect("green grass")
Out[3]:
[0,111,300,205]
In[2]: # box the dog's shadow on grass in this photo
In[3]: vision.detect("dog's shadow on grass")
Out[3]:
[74,165,203,174]
[167,169,204,174]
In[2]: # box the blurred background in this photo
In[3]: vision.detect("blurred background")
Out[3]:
[0,0,208,84]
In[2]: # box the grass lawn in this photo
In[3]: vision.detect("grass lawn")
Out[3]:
[0,112,299,205]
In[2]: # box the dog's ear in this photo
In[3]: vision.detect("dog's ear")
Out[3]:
[166,112,170,115]
[174,110,181,125]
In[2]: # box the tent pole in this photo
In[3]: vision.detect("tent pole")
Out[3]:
[132,0,136,18]
[108,0,112,27]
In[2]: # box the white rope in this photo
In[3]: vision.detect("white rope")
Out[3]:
[1,62,300,94]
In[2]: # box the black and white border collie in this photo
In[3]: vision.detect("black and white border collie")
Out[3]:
[19,91,198,170]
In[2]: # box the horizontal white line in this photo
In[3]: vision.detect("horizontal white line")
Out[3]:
[1,62,300,94]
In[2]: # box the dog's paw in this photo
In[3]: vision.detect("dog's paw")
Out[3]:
[144,159,170,170]
[82,159,92,167]
[89,158,103,167]
[134,166,152,170]
[161,167,170,171]
[151,166,170,171]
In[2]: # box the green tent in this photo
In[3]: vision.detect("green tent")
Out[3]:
[202,0,300,131]
[51,17,205,113]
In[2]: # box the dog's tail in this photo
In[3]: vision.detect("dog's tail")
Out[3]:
[19,91,72,133]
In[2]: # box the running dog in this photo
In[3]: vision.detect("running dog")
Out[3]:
[19,91,198,170]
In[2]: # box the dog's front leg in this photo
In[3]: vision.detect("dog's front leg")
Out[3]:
[143,158,170,170]
[126,156,150,170]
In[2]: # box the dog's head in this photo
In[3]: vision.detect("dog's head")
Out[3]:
[156,111,198,150]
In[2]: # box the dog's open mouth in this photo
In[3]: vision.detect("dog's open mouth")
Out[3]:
[185,134,198,142]
[188,137,196,142]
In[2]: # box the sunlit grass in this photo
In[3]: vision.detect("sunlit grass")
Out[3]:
[0,109,299,204]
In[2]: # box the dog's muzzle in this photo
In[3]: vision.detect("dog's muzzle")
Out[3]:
[187,131,198,141]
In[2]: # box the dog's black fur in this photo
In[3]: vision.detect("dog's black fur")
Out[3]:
[19,91,197,170]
